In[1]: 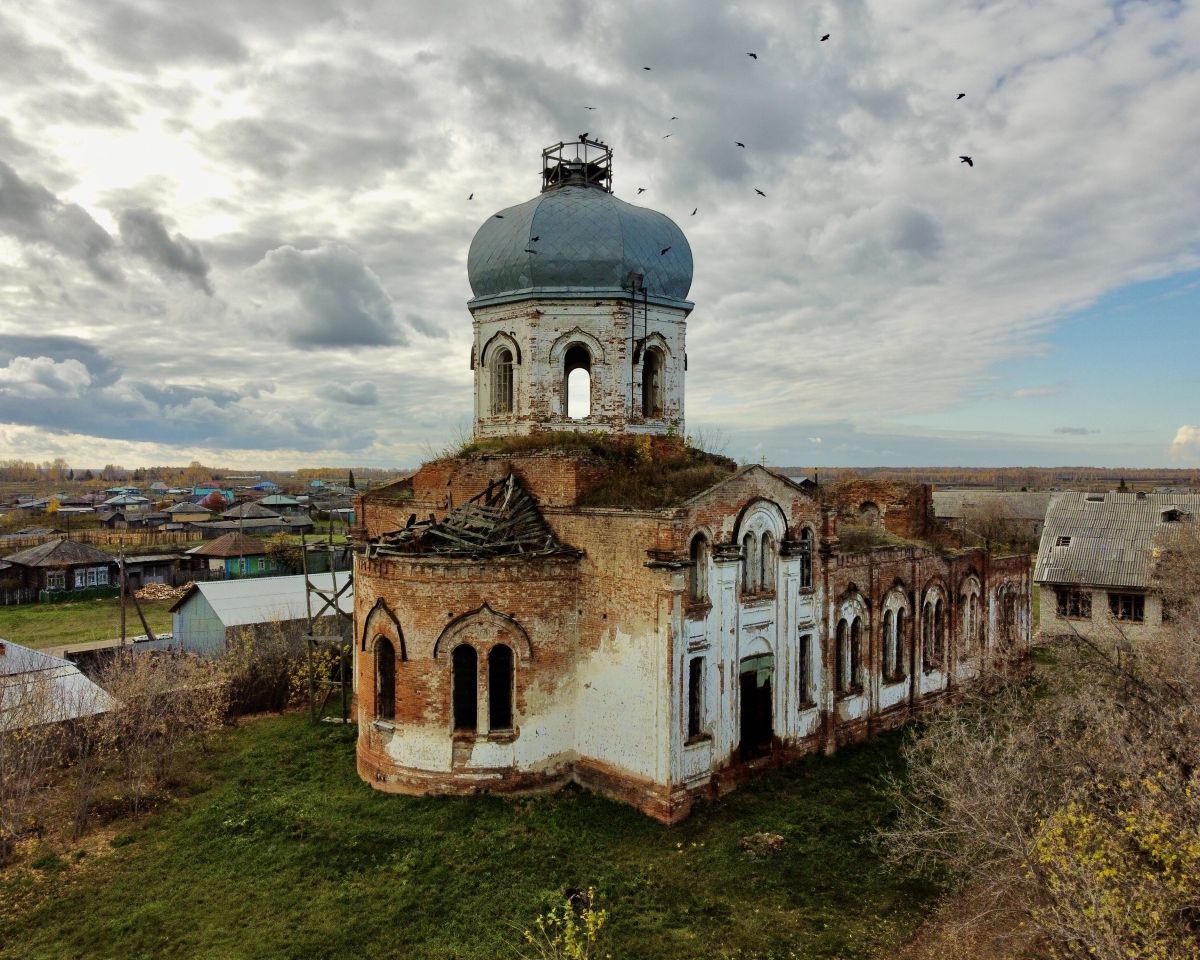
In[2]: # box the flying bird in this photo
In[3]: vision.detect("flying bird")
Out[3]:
[670,116,678,120]
[524,248,539,254]
[820,33,830,41]
[579,132,588,140]
[585,105,597,110]
[530,236,539,242]
[959,155,973,166]
[493,213,504,218]
[637,187,646,194]
[956,93,966,100]
[468,193,473,200]
[755,188,766,196]
[662,133,672,139]
[747,52,758,59]
[643,66,651,70]
[691,208,698,216]
[735,141,745,148]
[660,246,672,255]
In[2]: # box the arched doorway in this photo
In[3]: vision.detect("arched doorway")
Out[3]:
[738,652,774,762]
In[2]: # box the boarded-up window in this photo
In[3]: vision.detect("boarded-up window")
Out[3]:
[488,645,513,730]
[452,644,478,731]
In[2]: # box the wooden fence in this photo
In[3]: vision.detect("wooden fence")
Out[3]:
[0,529,201,553]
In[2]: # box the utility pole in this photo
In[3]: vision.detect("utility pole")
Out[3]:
[119,539,127,646]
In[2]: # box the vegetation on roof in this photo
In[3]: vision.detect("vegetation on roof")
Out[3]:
[452,431,739,509]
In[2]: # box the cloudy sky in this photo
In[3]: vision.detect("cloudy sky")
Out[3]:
[0,0,1197,470]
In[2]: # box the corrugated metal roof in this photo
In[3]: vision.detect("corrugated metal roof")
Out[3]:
[932,489,1054,521]
[173,573,352,627]
[1034,491,1200,589]
[0,640,117,730]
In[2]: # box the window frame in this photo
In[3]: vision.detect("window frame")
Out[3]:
[686,656,706,741]
[1055,587,1092,620]
[1108,592,1145,623]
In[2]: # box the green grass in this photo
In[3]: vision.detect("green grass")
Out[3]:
[0,597,174,649]
[0,715,935,959]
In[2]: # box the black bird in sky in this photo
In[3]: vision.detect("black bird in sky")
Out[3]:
[662,134,672,139]
[691,208,698,216]
[755,188,766,196]
[637,187,646,194]
[820,33,830,41]
[959,155,973,166]
[747,52,758,59]
[660,246,672,255]
[493,213,504,218]
[670,116,678,120]
[643,66,651,70]
[956,93,966,100]
[468,193,473,200]
[530,236,539,242]
[735,141,745,148]
[585,105,597,110]
[524,248,539,254]
[579,132,588,140]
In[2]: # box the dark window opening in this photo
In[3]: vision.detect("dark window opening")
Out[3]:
[849,617,862,688]
[798,634,812,704]
[687,657,704,739]
[491,347,514,415]
[1108,592,1144,623]
[798,528,813,588]
[641,346,664,417]
[836,618,849,693]
[689,533,709,602]
[922,601,934,671]
[564,344,592,420]
[1055,535,1072,547]
[1056,588,1092,619]
[452,644,478,731]
[893,608,906,679]
[375,636,396,721]
[488,644,513,730]
[933,599,945,663]
[882,610,895,678]
[738,657,773,761]
[741,531,758,594]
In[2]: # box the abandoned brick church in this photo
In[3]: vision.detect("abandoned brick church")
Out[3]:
[351,139,1032,823]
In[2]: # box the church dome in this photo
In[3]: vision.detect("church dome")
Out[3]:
[467,141,693,304]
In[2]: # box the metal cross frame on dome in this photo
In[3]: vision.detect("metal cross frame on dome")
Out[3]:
[542,137,612,193]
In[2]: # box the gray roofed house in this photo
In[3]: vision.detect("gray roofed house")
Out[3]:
[1034,491,1200,641]
[1,639,117,731]
[933,489,1054,540]
[3,539,119,593]
[222,501,283,521]
[168,573,353,656]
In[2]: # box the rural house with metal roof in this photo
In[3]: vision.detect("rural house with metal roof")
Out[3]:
[1034,491,1200,641]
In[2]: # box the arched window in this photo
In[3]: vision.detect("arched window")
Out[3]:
[760,532,776,593]
[882,610,895,679]
[491,347,514,415]
[850,617,862,689]
[922,602,933,671]
[934,599,945,664]
[894,608,906,679]
[452,644,477,732]
[961,590,979,656]
[375,636,395,720]
[488,645,513,731]
[564,344,591,419]
[641,346,664,417]
[741,532,759,594]
[689,533,709,602]
[798,527,813,589]
[836,618,848,692]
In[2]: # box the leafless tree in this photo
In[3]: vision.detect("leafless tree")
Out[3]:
[0,671,66,863]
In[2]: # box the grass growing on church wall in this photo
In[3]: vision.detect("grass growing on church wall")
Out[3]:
[0,714,937,960]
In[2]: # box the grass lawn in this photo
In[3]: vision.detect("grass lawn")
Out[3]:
[0,715,935,960]
[0,597,174,649]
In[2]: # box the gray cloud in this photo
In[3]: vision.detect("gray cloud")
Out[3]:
[0,160,116,279]
[1054,426,1099,436]
[83,1,246,67]
[328,381,379,406]
[253,243,406,349]
[118,207,213,293]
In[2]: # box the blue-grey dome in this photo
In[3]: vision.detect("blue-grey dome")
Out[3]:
[467,185,693,303]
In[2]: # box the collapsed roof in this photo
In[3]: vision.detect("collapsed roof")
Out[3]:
[367,474,578,560]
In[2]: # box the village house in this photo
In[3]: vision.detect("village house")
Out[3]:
[350,138,1033,823]
[2,539,119,593]
[163,501,213,524]
[187,532,280,577]
[1035,491,1199,642]
[933,489,1053,542]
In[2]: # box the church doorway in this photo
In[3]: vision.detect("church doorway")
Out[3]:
[739,654,774,762]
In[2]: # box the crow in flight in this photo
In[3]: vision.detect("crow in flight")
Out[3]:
[959,155,973,166]
[662,134,672,139]
[637,187,646,194]
[643,66,651,70]
[820,34,830,41]
[468,193,473,200]
[530,236,539,242]
[585,106,597,110]
[524,248,539,254]
[736,141,745,148]
[493,214,504,218]
[579,132,588,140]
[661,246,672,255]
[755,188,766,196]
[691,208,698,216]
[956,93,966,100]
[670,116,678,120]
[747,52,757,59]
